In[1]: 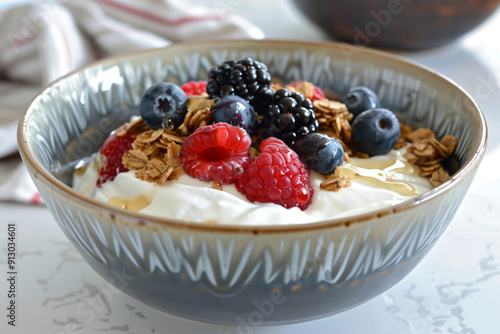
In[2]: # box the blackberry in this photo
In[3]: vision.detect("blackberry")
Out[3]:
[206,57,272,105]
[252,86,276,115]
[260,88,319,146]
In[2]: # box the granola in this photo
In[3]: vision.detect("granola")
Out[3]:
[177,96,214,136]
[121,119,186,185]
[429,167,452,187]
[394,123,413,149]
[320,166,352,192]
[402,126,458,187]
[313,99,354,155]
[286,81,315,101]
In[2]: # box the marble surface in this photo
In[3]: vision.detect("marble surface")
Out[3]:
[1,0,500,333]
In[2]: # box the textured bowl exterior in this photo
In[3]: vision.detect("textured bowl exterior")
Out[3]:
[18,40,487,325]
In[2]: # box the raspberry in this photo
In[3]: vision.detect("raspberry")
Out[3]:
[288,81,326,102]
[180,123,252,184]
[96,128,135,187]
[181,81,207,97]
[236,137,313,210]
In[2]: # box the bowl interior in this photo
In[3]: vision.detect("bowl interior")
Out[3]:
[20,40,486,225]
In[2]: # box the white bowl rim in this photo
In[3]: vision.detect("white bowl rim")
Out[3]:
[18,39,488,234]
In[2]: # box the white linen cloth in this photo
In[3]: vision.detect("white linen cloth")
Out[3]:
[0,0,263,204]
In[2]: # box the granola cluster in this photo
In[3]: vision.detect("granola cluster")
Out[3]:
[313,99,353,154]
[120,119,186,185]
[320,166,352,192]
[401,128,458,187]
[285,81,315,101]
[176,97,213,136]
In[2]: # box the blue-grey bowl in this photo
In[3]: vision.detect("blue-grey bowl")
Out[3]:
[18,40,487,325]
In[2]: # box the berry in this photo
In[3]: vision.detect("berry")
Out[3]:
[288,81,326,102]
[206,57,272,104]
[341,86,380,119]
[181,81,207,97]
[292,133,344,175]
[252,86,276,115]
[211,96,257,134]
[260,88,319,146]
[139,82,188,130]
[236,137,313,210]
[179,123,252,184]
[351,108,400,156]
[96,129,135,187]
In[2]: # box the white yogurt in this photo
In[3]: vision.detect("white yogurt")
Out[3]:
[73,148,432,225]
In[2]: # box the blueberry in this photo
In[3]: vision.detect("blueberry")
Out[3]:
[211,95,257,134]
[139,82,188,130]
[292,133,344,175]
[341,86,380,119]
[351,108,400,156]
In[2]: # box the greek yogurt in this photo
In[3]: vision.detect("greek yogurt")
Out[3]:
[73,148,432,225]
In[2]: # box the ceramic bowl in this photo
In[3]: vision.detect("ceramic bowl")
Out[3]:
[291,0,500,50]
[18,40,487,325]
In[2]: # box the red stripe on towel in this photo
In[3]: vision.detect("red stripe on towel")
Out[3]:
[9,30,39,50]
[95,0,223,27]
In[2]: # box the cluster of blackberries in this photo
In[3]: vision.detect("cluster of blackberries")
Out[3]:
[206,58,320,147]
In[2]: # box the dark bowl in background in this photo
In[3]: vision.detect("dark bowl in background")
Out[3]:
[291,0,500,50]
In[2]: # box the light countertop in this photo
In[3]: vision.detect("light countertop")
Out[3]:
[1,1,500,333]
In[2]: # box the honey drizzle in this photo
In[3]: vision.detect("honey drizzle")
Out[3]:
[340,158,420,197]
[109,195,151,212]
